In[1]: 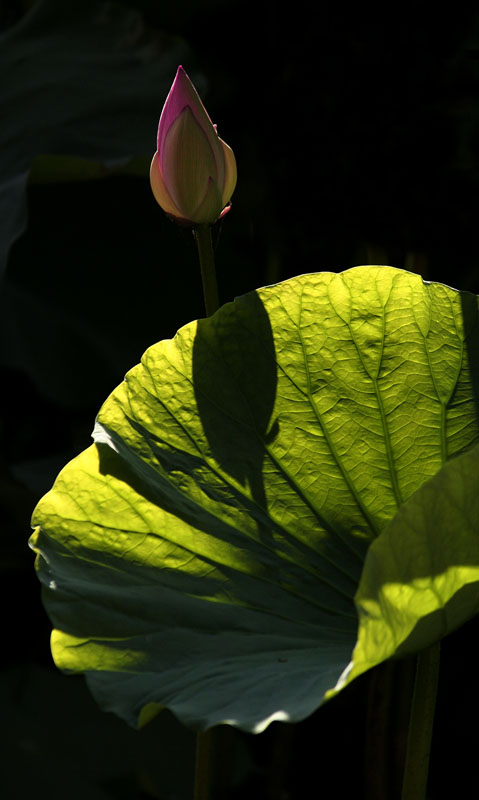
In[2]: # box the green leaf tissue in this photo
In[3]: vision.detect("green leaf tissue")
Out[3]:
[30,266,479,733]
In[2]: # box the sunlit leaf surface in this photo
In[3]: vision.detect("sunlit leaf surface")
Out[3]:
[31,266,479,731]
[333,440,479,696]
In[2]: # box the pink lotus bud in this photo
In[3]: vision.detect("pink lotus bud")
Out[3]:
[150,66,237,226]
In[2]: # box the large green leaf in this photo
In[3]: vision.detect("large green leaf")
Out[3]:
[30,266,479,732]
[331,440,479,696]
[0,0,192,280]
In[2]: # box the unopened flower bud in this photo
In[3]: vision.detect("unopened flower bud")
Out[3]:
[150,66,237,226]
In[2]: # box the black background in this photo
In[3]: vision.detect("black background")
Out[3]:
[2,1,479,797]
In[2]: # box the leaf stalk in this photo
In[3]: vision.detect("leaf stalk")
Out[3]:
[401,642,440,800]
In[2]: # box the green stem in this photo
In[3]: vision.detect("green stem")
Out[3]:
[401,642,441,800]
[194,730,214,800]
[364,657,416,798]
[267,723,295,799]
[365,661,395,799]
[194,224,219,316]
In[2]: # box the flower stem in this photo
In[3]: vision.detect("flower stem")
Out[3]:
[401,642,440,800]
[194,224,219,316]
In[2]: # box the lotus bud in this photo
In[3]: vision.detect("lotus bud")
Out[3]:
[150,66,237,226]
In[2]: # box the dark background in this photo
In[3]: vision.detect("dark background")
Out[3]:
[2,1,478,797]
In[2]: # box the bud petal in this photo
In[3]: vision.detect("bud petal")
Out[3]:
[149,151,184,220]
[151,66,237,226]
[192,177,223,225]
[219,137,238,211]
[162,107,220,220]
